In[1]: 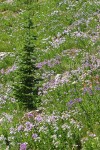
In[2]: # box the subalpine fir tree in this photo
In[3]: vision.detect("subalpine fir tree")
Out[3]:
[14,7,41,109]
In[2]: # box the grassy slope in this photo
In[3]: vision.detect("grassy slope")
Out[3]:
[0,0,100,149]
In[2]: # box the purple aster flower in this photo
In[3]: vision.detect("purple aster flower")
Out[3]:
[67,98,82,108]
[47,115,56,123]
[35,115,43,122]
[36,63,43,69]
[83,87,93,95]
[0,69,5,74]
[95,86,100,91]
[67,100,75,106]
[32,133,38,139]
[25,122,33,131]
[27,112,33,118]
[20,143,27,150]
[18,125,24,132]
[75,98,82,102]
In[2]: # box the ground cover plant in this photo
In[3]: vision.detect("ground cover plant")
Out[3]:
[0,0,100,150]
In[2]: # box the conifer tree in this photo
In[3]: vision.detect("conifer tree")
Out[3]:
[14,1,41,109]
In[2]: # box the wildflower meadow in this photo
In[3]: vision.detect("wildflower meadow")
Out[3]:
[0,0,100,150]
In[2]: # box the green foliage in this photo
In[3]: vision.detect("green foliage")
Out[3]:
[13,11,41,109]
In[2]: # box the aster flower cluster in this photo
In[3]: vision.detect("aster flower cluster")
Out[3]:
[10,110,82,148]
[39,51,99,94]
[4,108,97,150]
[0,64,17,75]
[36,56,60,69]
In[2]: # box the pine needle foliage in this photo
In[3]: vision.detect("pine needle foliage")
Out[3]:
[13,1,41,110]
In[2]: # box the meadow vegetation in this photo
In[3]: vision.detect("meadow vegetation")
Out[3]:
[0,0,100,149]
